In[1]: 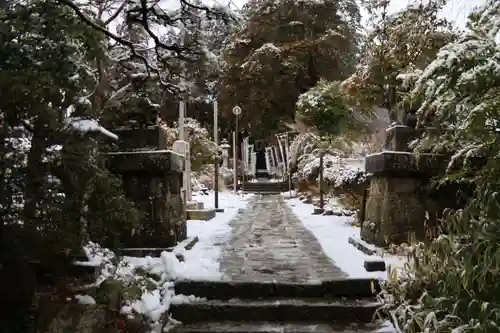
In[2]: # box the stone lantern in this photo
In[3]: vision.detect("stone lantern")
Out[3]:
[101,111,186,250]
[361,113,443,246]
[220,138,231,168]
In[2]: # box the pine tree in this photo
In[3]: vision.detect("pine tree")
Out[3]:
[219,0,361,139]
[343,0,455,122]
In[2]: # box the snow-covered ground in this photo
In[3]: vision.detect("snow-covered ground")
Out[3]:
[248,178,282,182]
[77,191,253,330]
[179,191,254,280]
[285,194,406,280]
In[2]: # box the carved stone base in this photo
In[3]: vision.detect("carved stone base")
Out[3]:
[361,176,425,246]
[119,219,186,249]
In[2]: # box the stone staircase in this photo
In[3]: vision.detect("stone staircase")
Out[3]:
[255,169,270,178]
[170,279,394,333]
[241,180,290,194]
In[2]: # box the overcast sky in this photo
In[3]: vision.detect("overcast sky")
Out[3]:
[228,0,485,29]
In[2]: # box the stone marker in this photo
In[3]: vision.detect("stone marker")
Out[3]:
[220,138,231,168]
[172,139,191,202]
[362,123,444,246]
[102,124,186,248]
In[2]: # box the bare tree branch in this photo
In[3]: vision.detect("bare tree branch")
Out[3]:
[104,0,127,25]
[58,0,179,91]
[59,0,233,97]
[58,0,151,69]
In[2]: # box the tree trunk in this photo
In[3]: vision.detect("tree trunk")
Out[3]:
[24,120,47,246]
[0,118,8,253]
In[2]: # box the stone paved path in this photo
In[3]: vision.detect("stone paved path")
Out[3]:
[220,194,346,282]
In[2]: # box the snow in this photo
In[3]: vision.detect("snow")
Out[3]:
[385,124,410,132]
[296,153,367,187]
[64,117,119,140]
[74,294,97,305]
[248,178,282,183]
[105,150,184,157]
[170,191,254,281]
[81,191,253,329]
[282,189,297,199]
[255,43,281,54]
[285,196,406,280]
[170,294,206,305]
[366,150,412,156]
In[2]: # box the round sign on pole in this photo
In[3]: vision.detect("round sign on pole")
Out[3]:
[232,106,242,116]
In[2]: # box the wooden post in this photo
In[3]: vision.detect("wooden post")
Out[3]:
[319,151,324,209]
[360,188,369,229]
[284,134,292,197]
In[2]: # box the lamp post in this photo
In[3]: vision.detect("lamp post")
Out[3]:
[232,106,242,192]
[213,100,219,210]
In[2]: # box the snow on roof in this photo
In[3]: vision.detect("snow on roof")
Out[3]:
[64,117,118,140]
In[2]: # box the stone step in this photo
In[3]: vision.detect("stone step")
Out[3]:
[255,171,270,178]
[242,182,287,187]
[241,187,288,192]
[170,298,379,324]
[227,182,290,193]
[171,321,395,333]
[241,187,289,193]
[187,209,217,221]
[243,190,285,194]
[174,279,381,300]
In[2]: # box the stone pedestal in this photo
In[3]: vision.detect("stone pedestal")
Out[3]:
[102,125,187,248]
[103,150,186,248]
[363,123,424,246]
[361,151,444,246]
[362,153,425,246]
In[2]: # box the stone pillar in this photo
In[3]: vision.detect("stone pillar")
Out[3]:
[251,152,257,176]
[362,125,424,246]
[172,140,191,202]
[184,143,192,202]
[102,124,186,248]
[362,152,426,246]
[220,139,230,168]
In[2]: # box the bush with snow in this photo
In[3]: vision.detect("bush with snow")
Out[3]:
[382,2,500,333]
[296,80,364,138]
[289,133,367,187]
[295,152,366,187]
[77,242,183,331]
